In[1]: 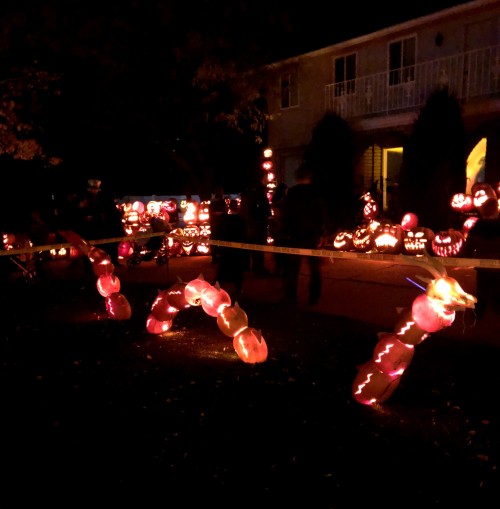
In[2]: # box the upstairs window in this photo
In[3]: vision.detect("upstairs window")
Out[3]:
[334,53,356,97]
[280,69,298,109]
[389,36,416,86]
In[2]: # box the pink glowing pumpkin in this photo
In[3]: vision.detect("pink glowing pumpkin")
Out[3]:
[372,333,415,376]
[150,290,179,322]
[352,360,402,406]
[233,327,268,364]
[200,283,231,317]
[96,273,121,297]
[393,308,430,345]
[105,292,132,320]
[146,314,173,334]
[165,282,191,310]
[400,212,418,231]
[216,302,249,337]
[184,275,212,306]
[411,293,455,332]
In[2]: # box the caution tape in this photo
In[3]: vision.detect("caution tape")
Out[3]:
[2,231,500,270]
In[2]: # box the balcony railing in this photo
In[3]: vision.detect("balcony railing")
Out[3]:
[325,44,500,120]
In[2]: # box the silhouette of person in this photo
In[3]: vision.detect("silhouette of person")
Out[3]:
[281,162,328,305]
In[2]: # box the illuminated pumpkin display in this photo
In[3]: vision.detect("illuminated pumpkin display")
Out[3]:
[462,216,479,238]
[162,199,178,214]
[200,283,232,317]
[372,333,415,376]
[118,240,134,258]
[352,225,374,252]
[361,192,380,221]
[352,360,402,406]
[183,201,199,224]
[373,222,404,254]
[217,302,249,337]
[150,290,180,322]
[403,227,435,256]
[146,314,173,335]
[132,200,145,215]
[333,230,353,251]
[165,282,191,310]
[146,200,162,216]
[400,212,418,231]
[105,292,132,320]
[96,273,121,298]
[431,229,464,257]
[91,259,115,277]
[167,228,184,257]
[472,182,497,209]
[182,225,200,256]
[198,201,210,222]
[233,327,268,364]
[185,275,212,306]
[352,255,476,406]
[450,193,474,213]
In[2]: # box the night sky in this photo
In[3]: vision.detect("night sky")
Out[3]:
[1,0,472,201]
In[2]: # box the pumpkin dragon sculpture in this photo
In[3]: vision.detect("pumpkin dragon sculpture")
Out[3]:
[352,252,476,406]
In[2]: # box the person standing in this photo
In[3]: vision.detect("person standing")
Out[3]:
[239,170,271,276]
[281,162,328,306]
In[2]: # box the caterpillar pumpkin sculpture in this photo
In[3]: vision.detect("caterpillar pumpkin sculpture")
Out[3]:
[352,253,477,406]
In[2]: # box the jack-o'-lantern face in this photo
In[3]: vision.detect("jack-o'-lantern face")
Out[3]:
[353,225,374,252]
[146,200,162,216]
[432,229,464,257]
[363,199,379,221]
[450,193,474,213]
[182,225,200,255]
[472,183,497,209]
[333,230,353,251]
[198,201,211,222]
[404,227,435,255]
[373,223,403,254]
[162,199,178,214]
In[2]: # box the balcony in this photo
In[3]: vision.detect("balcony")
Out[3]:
[325,44,500,121]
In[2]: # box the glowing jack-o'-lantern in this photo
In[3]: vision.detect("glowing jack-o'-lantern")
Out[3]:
[96,273,121,297]
[105,292,132,320]
[462,216,479,238]
[165,282,190,310]
[333,230,353,251]
[198,201,210,222]
[118,241,134,258]
[200,283,231,317]
[411,293,455,332]
[373,222,403,254]
[217,302,249,337]
[185,275,212,306]
[182,225,200,255]
[450,193,474,213]
[431,229,464,257]
[400,212,418,231]
[352,360,401,406]
[146,314,173,334]
[233,327,268,364]
[92,259,115,277]
[162,198,178,214]
[372,333,415,376]
[403,227,435,256]
[150,290,180,322]
[472,183,497,209]
[132,200,145,215]
[393,308,429,345]
[352,225,374,252]
[146,200,162,216]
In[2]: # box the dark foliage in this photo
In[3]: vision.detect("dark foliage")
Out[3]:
[397,87,467,232]
[303,113,357,233]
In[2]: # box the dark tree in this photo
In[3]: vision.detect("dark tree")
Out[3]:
[303,113,356,233]
[397,87,467,233]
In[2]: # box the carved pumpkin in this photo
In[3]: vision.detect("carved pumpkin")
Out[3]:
[462,216,479,238]
[373,222,404,254]
[150,290,180,322]
[372,333,415,376]
[403,227,435,255]
[184,275,212,306]
[411,293,455,332]
[333,230,353,251]
[182,225,200,255]
[105,292,132,320]
[200,283,232,317]
[352,360,401,406]
[96,273,121,298]
[146,314,173,334]
[233,327,268,364]
[472,183,497,209]
[217,302,249,337]
[352,225,374,252]
[400,212,418,231]
[450,193,474,213]
[393,308,430,346]
[431,229,464,257]
[165,282,191,310]
[118,240,134,258]
[162,198,178,214]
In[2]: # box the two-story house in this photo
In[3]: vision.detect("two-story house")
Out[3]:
[257,0,500,213]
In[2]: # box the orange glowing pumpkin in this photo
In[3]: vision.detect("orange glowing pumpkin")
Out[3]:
[217,302,249,337]
[150,290,180,322]
[96,273,121,297]
[431,229,464,257]
[200,283,232,317]
[184,275,212,306]
[165,282,191,310]
[372,333,415,376]
[400,212,418,231]
[146,314,173,334]
[450,193,474,213]
[403,227,435,256]
[105,292,132,320]
[411,293,455,332]
[352,360,402,406]
[233,327,268,364]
